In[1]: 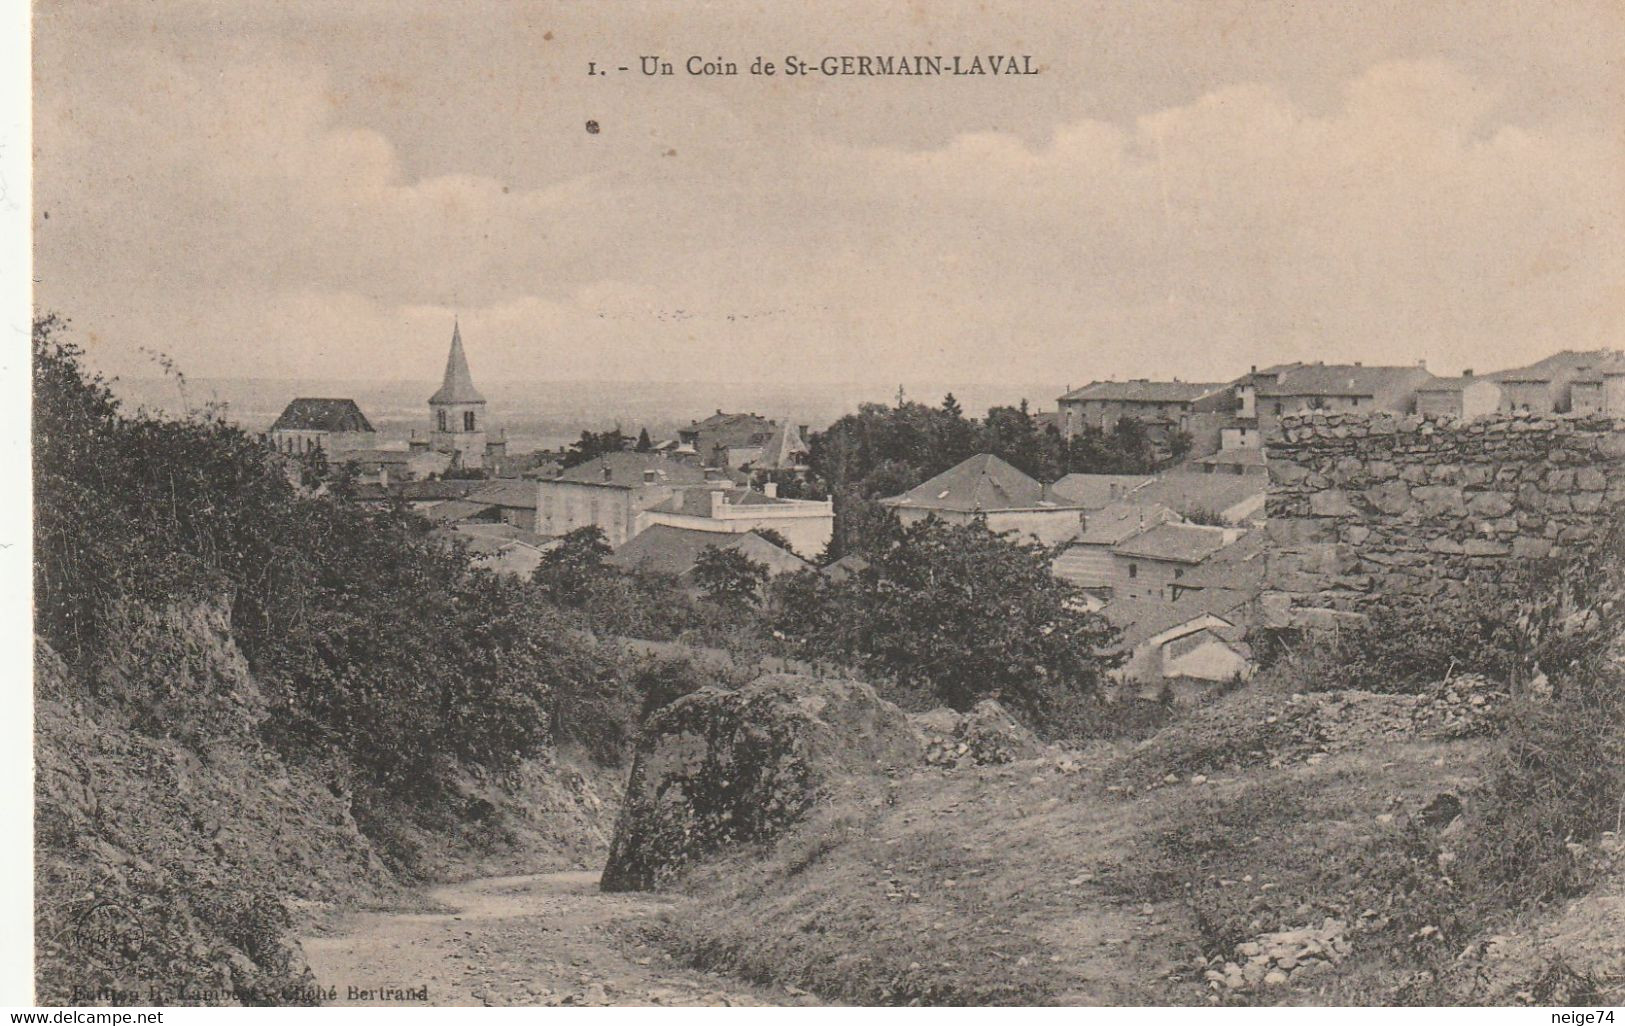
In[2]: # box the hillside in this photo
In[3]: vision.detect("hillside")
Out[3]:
[33,594,624,1005]
[640,678,1623,1005]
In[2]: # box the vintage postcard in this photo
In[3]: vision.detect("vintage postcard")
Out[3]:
[17,0,1625,1011]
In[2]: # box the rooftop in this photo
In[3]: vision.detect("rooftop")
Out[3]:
[1075,501,1180,546]
[1249,362,1432,398]
[881,453,1080,513]
[1112,521,1235,564]
[607,524,807,578]
[1128,472,1266,519]
[428,321,486,405]
[467,479,539,508]
[1101,587,1254,651]
[555,452,712,488]
[270,398,375,434]
[1047,474,1156,509]
[1059,380,1228,403]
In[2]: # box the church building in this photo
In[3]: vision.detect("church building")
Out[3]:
[420,320,501,470]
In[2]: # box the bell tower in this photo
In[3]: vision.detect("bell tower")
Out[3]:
[428,319,488,468]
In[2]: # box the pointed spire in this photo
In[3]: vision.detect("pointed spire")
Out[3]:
[429,319,485,404]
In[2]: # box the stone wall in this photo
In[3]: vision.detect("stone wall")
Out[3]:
[1261,410,1625,628]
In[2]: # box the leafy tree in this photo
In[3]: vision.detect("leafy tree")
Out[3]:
[772,516,1121,721]
[749,527,796,555]
[532,526,613,606]
[692,546,770,611]
[561,427,631,468]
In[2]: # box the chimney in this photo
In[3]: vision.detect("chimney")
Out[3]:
[1463,368,1474,378]
[1418,359,1428,369]
[379,466,388,488]
[763,481,778,498]
[1250,365,1257,374]
[710,489,727,516]
[601,463,612,482]
[798,424,810,442]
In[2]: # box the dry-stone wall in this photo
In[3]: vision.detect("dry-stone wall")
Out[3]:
[1262,410,1625,627]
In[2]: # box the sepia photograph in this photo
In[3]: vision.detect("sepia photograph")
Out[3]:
[14,0,1625,1011]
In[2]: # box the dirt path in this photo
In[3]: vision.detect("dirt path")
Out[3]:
[300,871,813,1006]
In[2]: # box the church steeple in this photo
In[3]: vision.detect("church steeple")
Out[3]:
[427,319,490,468]
[430,318,486,405]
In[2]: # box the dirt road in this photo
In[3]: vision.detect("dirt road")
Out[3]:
[300,871,812,1006]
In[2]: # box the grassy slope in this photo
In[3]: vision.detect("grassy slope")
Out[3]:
[649,688,1523,1005]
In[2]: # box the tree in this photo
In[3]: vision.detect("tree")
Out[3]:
[750,527,796,555]
[531,526,613,606]
[773,516,1121,721]
[692,546,770,611]
[561,427,631,469]
[635,427,654,452]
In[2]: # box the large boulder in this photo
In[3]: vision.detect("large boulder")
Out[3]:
[601,674,921,892]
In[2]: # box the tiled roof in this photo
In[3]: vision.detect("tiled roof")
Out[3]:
[822,554,870,580]
[1059,380,1228,403]
[421,499,499,523]
[750,421,811,471]
[1112,522,1233,564]
[556,452,711,487]
[467,480,538,508]
[1129,473,1265,519]
[881,454,1079,513]
[1250,363,1431,398]
[1048,474,1155,509]
[428,322,486,405]
[1172,530,1269,590]
[1075,501,1180,545]
[1102,588,1254,651]
[607,525,808,578]
[270,398,375,433]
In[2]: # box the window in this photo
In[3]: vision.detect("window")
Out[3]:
[1174,568,1184,579]
[437,410,448,432]
[1127,563,1137,579]
[464,410,477,431]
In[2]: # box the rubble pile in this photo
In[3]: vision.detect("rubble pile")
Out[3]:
[1204,918,1351,993]
[1411,673,1507,738]
[913,700,1042,768]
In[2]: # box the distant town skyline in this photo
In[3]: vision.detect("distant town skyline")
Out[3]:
[33,0,1624,386]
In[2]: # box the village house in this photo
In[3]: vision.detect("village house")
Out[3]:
[678,411,783,469]
[1488,350,1625,414]
[1050,494,1246,602]
[535,452,716,546]
[1046,473,1155,510]
[1414,371,1505,420]
[1101,588,1255,702]
[744,420,813,479]
[1233,362,1435,438]
[268,398,376,457]
[879,453,1089,545]
[639,483,834,558]
[1049,501,1179,600]
[350,478,482,510]
[1056,379,1233,456]
[607,524,809,588]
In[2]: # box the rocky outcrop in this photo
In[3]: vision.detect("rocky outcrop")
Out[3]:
[1263,411,1625,627]
[915,700,1043,768]
[601,674,921,892]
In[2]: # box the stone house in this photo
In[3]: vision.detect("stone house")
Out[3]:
[1414,373,1504,420]
[1050,501,1179,599]
[640,483,834,558]
[1101,588,1255,700]
[880,453,1089,545]
[337,447,452,484]
[678,411,782,469]
[1233,362,1434,438]
[268,398,376,457]
[535,452,715,546]
[1488,349,1625,414]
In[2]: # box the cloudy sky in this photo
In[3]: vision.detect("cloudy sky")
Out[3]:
[32,0,1625,387]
